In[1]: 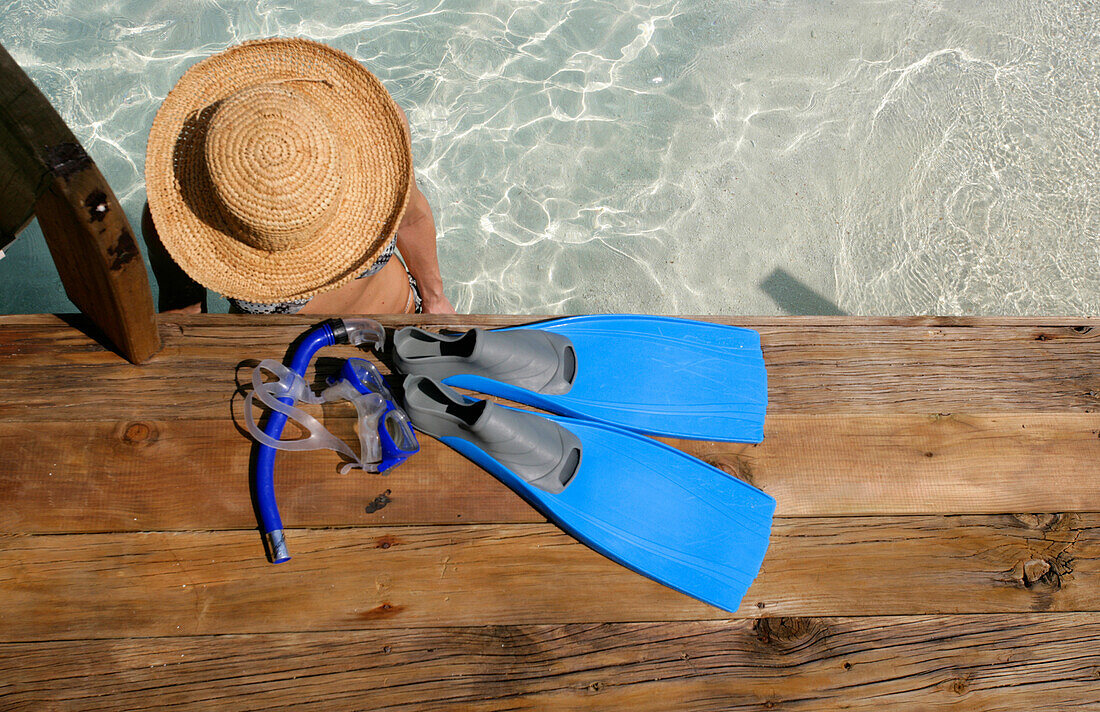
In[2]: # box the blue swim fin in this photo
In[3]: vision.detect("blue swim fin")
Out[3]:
[402,376,776,612]
[394,314,767,443]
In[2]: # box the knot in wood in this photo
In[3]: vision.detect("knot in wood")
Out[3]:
[374,534,399,550]
[1022,559,1051,586]
[1011,513,1061,531]
[701,453,755,485]
[753,617,824,649]
[358,602,402,620]
[121,421,157,446]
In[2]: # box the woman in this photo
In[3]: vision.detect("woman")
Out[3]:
[145,38,454,316]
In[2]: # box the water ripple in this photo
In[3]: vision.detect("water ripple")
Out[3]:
[1,0,1096,315]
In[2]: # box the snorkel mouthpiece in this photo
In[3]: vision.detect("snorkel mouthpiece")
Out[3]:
[325,317,385,349]
[248,319,417,564]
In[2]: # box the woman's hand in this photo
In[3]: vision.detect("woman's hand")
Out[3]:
[419,288,456,314]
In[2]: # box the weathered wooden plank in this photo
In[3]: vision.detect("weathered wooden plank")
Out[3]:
[2,615,1098,711]
[1,315,1096,421]
[0,46,160,363]
[0,515,1093,640]
[2,413,1098,534]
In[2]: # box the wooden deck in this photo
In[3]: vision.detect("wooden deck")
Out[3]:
[1,313,1098,710]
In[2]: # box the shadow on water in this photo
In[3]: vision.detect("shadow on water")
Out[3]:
[760,268,847,316]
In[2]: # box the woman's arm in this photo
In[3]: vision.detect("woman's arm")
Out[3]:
[395,182,455,314]
[390,100,455,314]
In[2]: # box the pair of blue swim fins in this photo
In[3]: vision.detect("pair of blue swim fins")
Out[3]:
[394,314,775,612]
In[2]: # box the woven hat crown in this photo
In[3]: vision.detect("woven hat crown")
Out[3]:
[204,83,346,252]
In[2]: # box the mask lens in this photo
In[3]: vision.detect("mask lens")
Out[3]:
[345,358,392,398]
[383,409,419,453]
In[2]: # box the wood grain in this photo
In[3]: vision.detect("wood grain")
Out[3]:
[0,515,1094,640]
[2,413,1098,534]
[0,315,1097,421]
[2,615,1099,711]
[2,315,1097,707]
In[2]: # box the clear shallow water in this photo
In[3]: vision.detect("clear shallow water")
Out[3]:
[1,0,1097,315]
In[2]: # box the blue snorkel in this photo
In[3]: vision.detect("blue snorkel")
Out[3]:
[250,318,418,564]
[254,321,335,564]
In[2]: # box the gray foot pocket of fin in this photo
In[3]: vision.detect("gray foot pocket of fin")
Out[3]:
[402,376,581,494]
[394,327,576,395]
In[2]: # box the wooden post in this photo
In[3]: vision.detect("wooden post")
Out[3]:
[0,42,160,363]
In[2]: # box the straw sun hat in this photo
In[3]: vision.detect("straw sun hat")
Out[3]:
[146,37,412,303]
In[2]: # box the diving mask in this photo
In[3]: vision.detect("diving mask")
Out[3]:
[244,356,419,474]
